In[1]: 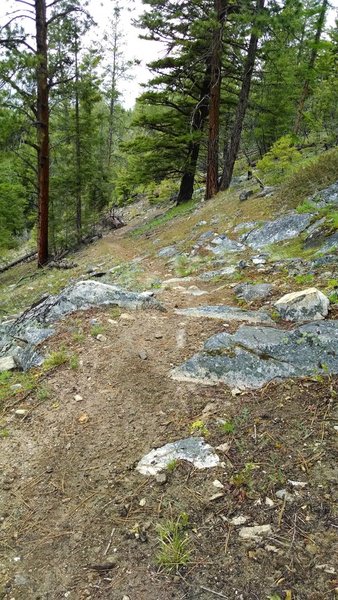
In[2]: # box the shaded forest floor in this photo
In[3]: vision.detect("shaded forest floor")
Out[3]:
[0,180,337,600]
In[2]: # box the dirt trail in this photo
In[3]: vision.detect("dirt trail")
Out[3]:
[0,231,337,600]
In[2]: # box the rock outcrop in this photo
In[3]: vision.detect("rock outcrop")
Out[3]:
[274,288,330,322]
[171,320,338,390]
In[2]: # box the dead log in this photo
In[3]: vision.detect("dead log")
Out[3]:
[0,251,37,274]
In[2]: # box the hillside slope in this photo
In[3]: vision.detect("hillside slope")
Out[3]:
[0,154,338,600]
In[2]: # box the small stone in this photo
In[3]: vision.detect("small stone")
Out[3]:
[287,480,307,488]
[202,402,217,416]
[209,492,225,501]
[239,190,254,202]
[14,409,27,418]
[120,313,135,321]
[46,466,53,473]
[230,515,249,526]
[265,497,275,507]
[139,498,146,507]
[276,489,294,502]
[14,573,28,586]
[265,544,280,554]
[154,333,163,339]
[96,334,107,342]
[238,524,272,540]
[155,472,167,484]
[0,356,16,373]
[213,479,224,489]
[122,596,130,600]
[315,564,335,575]
[74,394,83,402]
[216,442,230,453]
[10,384,23,391]
[108,319,118,325]
[138,350,148,360]
[231,387,242,396]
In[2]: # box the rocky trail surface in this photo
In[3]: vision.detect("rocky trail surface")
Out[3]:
[0,183,338,600]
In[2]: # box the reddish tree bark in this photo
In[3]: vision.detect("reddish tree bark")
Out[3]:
[35,0,49,266]
[220,0,265,191]
[293,0,328,135]
[205,0,227,200]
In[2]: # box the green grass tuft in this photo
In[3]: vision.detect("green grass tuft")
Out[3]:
[156,513,191,571]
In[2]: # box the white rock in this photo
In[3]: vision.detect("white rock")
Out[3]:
[276,489,294,502]
[274,288,329,322]
[139,498,146,507]
[230,515,249,526]
[213,479,224,489]
[265,544,281,554]
[231,387,242,396]
[288,480,307,488]
[238,524,272,540]
[136,437,220,476]
[0,356,16,373]
[96,334,107,342]
[315,564,335,574]
[74,394,83,402]
[265,497,275,507]
[216,442,231,453]
[15,409,27,418]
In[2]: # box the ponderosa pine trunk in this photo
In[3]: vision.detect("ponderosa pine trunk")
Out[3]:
[74,34,82,242]
[107,24,118,168]
[293,0,328,135]
[205,0,227,200]
[35,0,49,266]
[220,0,265,191]
[176,68,211,204]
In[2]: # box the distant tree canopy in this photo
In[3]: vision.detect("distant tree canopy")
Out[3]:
[0,0,337,260]
[118,0,337,203]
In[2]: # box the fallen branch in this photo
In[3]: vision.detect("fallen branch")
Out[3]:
[200,586,228,598]
[0,251,37,274]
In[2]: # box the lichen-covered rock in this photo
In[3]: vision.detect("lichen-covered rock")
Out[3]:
[199,266,237,281]
[14,281,162,327]
[0,281,163,371]
[157,246,179,258]
[309,181,338,207]
[234,283,273,302]
[274,288,329,322]
[208,234,246,254]
[171,320,338,390]
[242,213,312,249]
[136,437,220,475]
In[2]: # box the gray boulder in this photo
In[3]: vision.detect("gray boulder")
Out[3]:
[199,266,237,281]
[158,246,179,258]
[242,213,313,249]
[319,232,338,253]
[309,181,338,207]
[234,283,273,302]
[1,281,163,371]
[13,281,162,327]
[171,320,338,390]
[208,234,246,254]
[239,190,254,201]
[275,288,330,322]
